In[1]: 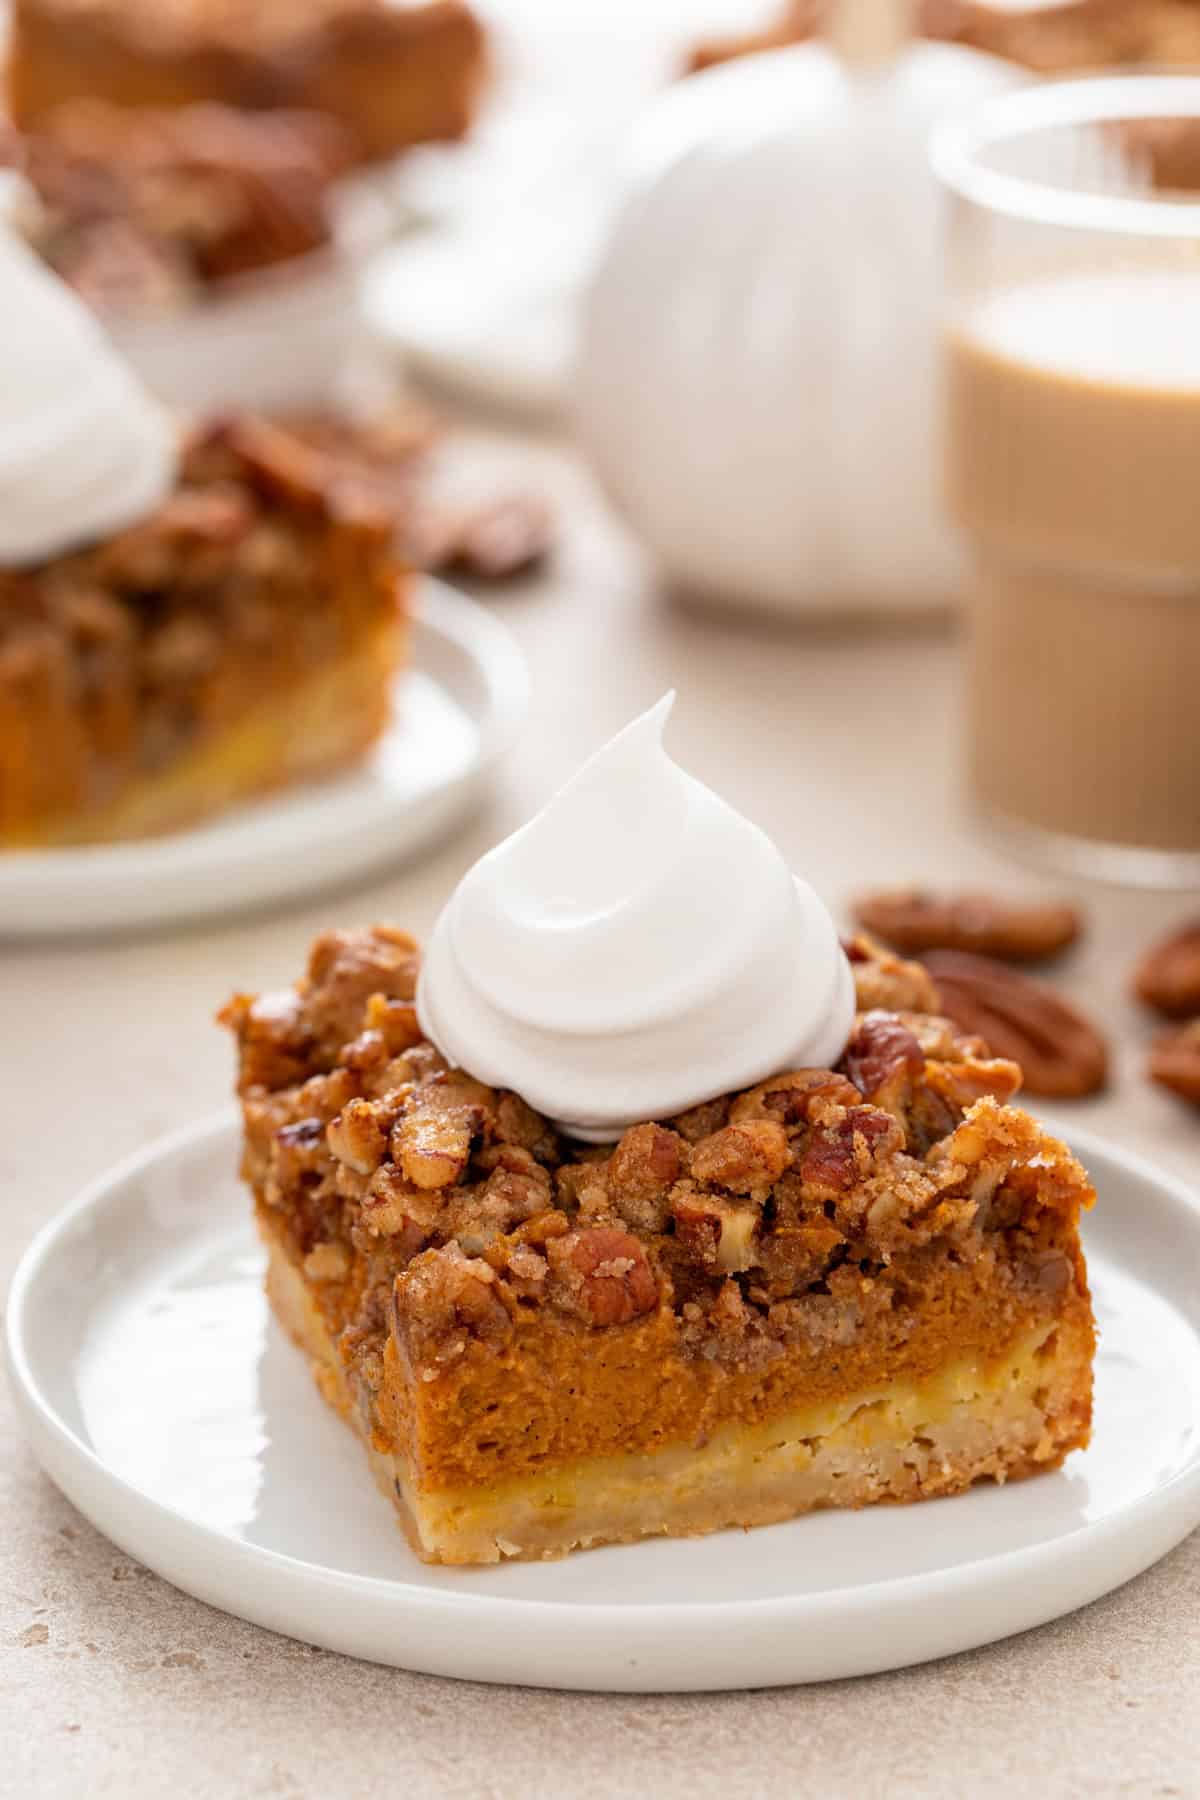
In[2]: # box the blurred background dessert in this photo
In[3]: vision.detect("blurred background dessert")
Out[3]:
[6,0,487,165]
[0,229,408,846]
[5,100,354,309]
[0,94,388,409]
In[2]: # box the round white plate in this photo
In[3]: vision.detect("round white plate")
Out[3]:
[0,582,528,939]
[8,1118,1200,1691]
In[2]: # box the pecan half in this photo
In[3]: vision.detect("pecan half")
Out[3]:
[407,494,553,582]
[922,951,1107,1099]
[547,1228,658,1327]
[1148,1020,1200,1106]
[1133,921,1200,1019]
[852,888,1081,962]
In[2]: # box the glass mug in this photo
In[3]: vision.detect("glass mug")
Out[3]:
[934,76,1200,887]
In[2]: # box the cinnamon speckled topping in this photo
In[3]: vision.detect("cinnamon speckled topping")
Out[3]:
[222,927,1095,1382]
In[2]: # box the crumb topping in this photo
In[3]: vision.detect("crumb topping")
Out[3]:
[222,927,1095,1383]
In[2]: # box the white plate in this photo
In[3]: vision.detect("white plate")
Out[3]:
[0,582,527,939]
[8,1116,1200,1691]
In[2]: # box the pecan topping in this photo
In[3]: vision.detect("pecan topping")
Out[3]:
[798,1106,903,1194]
[547,1228,658,1327]
[1133,921,1200,1020]
[393,1246,513,1373]
[607,1123,685,1232]
[853,889,1081,962]
[731,1070,860,1129]
[843,932,941,1014]
[326,1098,390,1175]
[1148,1020,1200,1106]
[407,494,553,583]
[690,1120,789,1195]
[671,1192,760,1274]
[923,951,1107,1099]
[843,1012,925,1116]
[392,1090,482,1191]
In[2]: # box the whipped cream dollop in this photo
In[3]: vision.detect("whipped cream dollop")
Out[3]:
[0,226,177,566]
[417,694,855,1140]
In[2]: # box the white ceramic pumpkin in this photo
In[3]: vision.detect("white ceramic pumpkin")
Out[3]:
[574,1,1025,618]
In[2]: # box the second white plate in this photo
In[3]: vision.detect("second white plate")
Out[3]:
[7,1118,1200,1691]
[0,582,528,938]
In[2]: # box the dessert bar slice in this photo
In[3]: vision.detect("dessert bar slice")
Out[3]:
[7,0,487,166]
[223,927,1095,1565]
[0,418,405,845]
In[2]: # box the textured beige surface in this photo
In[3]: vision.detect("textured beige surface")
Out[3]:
[2,422,1198,1796]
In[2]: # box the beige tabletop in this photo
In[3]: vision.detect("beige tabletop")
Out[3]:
[2,422,1198,1798]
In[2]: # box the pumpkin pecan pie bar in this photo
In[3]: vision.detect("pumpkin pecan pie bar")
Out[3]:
[7,0,487,166]
[222,927,1095,1565]
[0,417,405,845]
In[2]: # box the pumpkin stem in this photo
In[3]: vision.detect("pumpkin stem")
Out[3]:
[827,0,914,68]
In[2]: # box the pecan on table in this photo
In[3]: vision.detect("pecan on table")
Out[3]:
[852,888,1081,963]
[405,494,553,582]
[922,951,1108,1100]
[1148,1020,1200,1107]
[1133,920,1200,1019]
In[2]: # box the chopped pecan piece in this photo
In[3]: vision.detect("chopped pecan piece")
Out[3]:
[607,1123,685,1232]
[326,1097,390,1175]
[304,927,421,1049]
[731,1070,860,1129]
[362,993,425,1054]
[270,1116,329,1191]
[798,1106,903,1195]
[690,1120,789,1196]
[853,888,1081,962]
[843,931,941,1013]
[408,494,553,582]
[547,1228,658,1327]
[359,1163,436,1246]
[218,986,313,1094]
[494,1091,558,1163]
[1148,1020,1200,1106]
[474,1146,554,1229]
[755,1220,845,1294]
[670,1095,732,1142]
[393,1089,482,1191]
[923,952,1107,1100]
[393,1245,513,1374]
[924,1052,1022,1113]
[843,1012,925,1117]
[671,1191,761,1274]
[1133,921,1200,1019]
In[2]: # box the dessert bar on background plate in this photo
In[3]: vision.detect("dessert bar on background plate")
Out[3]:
[0,581,527,937]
